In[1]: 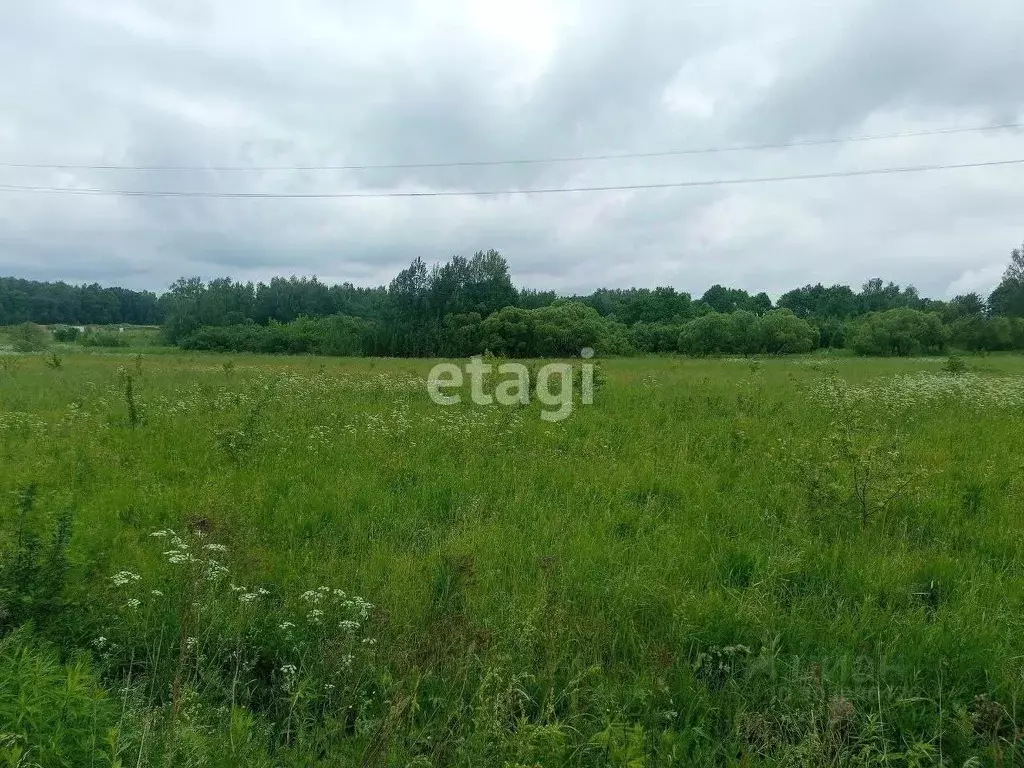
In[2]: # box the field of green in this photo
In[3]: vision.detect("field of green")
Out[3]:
[2,349,1024,766]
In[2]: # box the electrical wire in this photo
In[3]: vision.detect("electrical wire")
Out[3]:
[0,157,1021,198]
[1,121,1021,172]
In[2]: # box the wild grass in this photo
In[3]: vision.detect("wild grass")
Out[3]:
[1,351,1024,766]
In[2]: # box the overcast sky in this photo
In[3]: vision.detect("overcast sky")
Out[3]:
[1,0,1023,299]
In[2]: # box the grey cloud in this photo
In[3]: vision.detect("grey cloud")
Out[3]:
[1,0,1022,299]
[750,0,1024,140]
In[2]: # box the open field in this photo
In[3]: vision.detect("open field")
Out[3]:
[2,351,1024,766]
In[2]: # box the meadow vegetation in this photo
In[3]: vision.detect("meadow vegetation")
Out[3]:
[1,348,1023,766]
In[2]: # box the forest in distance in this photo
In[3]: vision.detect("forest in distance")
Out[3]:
[3,242,1024,358]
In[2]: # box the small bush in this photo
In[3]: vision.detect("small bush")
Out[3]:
[9,322,49,352]
[52,326,81,342]
[0,485,75,633]
[943,355,967,374]
[81,331,128,348]
[0,629,121,767]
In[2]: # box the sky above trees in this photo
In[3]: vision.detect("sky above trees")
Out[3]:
[1,0,1023,297]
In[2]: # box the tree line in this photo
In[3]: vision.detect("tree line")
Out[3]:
[5,243,1024,357]
[0,277,163,326]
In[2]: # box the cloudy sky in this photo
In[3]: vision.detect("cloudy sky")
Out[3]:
[1,0,1023,299]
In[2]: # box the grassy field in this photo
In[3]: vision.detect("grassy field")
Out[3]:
[2,350,1024,766]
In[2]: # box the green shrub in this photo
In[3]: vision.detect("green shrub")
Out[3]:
[943,355,967,374]
[812,316,847,348]
[675,310,819,356]
[759,308,820,354]
[627,322,685,353]
[678,312,736,356]
[949,315,1019,352]
[52,326,81,342]
[9,322,48,352]
[0,485,74,635]
[81,331,128,348]
[480,301,633,358]
[0,629,121,767]
[730,310,763,354]
[848,309,946,356]
[180,315,376,357]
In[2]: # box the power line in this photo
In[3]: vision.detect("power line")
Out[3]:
[0,158,1021,199]
[2,121,1023,173]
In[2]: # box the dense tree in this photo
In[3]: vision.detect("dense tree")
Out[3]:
[858,278,923,314]
[675,310,818,356]
[0,277,161,326]
[943,293,987,321]
[759,309,820,354]
[948,315,1020,352]
[777,284,858,319]
[848,309,946,357]
[628,322,686,354]
[465,249,518,316]
[584,287,694,324]
[698,285,770,315]
[518,288,558,310]
[1005,243,1024,282]
[678,313,736,356]
[730,310,763,354]
[479,302,631,358]
[988,243,1024,318]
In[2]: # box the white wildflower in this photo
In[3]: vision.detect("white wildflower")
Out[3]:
[280,663,298,692]
[111,571,141,587]
[204,561,229,581]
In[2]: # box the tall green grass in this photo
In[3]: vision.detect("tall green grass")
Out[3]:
[1,351,1023,766]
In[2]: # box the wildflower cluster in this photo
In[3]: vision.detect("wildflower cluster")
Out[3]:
[344,398,523,441]
[0,410,47,438]
[149,528,233,582]
[274,586,378,690]
[298,586,373,627]
[810,372,1024,412]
